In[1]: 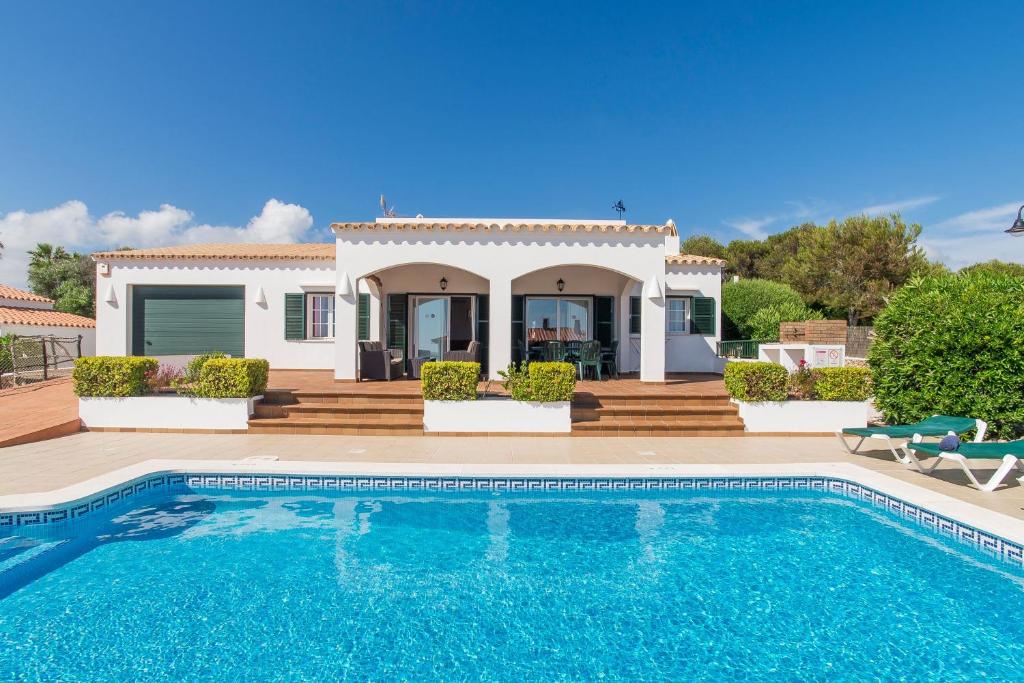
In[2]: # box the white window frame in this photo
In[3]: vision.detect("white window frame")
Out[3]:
[666,296,690,335]
[307,292,335,339]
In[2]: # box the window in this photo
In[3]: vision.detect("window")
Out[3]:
[308,293,335,338]
[666,297,689,334]
[629,296,641,335]
[525,297,591,342]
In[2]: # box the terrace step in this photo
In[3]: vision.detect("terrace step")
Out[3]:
[569,391,744,436]
[253,402,424,419]
[570,418,746,436]
[247,416,424,436]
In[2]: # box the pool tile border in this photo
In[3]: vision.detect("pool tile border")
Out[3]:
[2,472,1022,569]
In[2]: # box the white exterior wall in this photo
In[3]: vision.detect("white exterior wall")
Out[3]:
[333,230,667,381]
[663,265,724,374]
[94,258,337,369]
[0,324,96,357]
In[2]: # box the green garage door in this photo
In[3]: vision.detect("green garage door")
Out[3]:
[132,285,245,357]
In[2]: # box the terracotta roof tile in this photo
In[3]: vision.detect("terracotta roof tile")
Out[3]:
[91,243,334,261]
[0,306,95,328]
[0,284,53,304]
[331,221,677,237]
[665,254,727,266]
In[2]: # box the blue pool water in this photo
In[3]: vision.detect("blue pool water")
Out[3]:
[2,486,1024,681]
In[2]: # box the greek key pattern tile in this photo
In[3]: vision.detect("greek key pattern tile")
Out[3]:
[2,473,1021,569]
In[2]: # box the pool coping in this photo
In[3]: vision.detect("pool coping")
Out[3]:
[1,459,1023,545]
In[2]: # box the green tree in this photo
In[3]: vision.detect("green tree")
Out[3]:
[721,278,808,339]
[723,239,768,279]
[782,213,927,325]
[26,243,95,316]
[960,260,1024,277]
[679,233,727,260]
[759,223,824,282]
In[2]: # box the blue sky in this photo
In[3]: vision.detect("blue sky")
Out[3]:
[1,1,1022,286]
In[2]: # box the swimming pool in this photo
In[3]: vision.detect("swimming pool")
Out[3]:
[2,477,1023,681]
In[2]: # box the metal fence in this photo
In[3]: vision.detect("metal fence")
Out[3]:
[0,334,84,389]
[716,339,764,360]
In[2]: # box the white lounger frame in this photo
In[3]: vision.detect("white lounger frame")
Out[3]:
[835,418,987,465]
[902,445,1024,493]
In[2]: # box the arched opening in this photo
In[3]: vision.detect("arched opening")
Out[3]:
[356,263,491,380]
[510,264,641,375]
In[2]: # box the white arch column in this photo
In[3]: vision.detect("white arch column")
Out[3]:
[640,275,666,382]
[334,271,358,380]
[488,278,512,379]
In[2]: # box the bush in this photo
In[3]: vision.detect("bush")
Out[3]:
[813,367,872,401]
[498,361,576,401]
[183,352,227,385]
[421,361,479,400]
[724,361,788,401]
[73,356,158,397]
[722,279,808,339]
[746,301,823,342]
[869,272,1024,439]
[192,358,270,398]
[145,363,184,393]
[0,333,12,371]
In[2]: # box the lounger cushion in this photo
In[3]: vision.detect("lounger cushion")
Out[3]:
[907,440,1024,459]
[842,415,977,438]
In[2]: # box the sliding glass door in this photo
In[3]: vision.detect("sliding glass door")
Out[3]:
[411,295,475,360]
[526,297,591,342]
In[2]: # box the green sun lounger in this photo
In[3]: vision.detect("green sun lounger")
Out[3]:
[904,439,1024,492]
[836,415,987,464]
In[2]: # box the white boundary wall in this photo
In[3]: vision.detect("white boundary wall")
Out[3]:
[423,399,571,433]
[79,396,259,431]
[734,399,869,433]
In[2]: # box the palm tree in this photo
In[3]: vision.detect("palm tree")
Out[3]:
[26,243,73,299]
[28,243,69,267]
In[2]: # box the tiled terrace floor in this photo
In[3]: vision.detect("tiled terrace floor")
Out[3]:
[0,378,80,447]
[3,431,1024,521]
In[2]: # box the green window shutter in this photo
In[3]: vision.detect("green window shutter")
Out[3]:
[475,294,489,374]
[511,294,525,362]
[357,293,370,341]
[387,294,408,367]
[594,296,615,346]
[629,296,641,335]
[132,285,245,357]
[285,293,306,340]
[691,297,716,336]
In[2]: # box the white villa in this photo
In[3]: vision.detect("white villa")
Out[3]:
[92,217,725,382]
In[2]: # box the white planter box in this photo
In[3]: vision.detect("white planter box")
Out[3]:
[423,398,571,433]
[734,399,868,433]
[79,395,260,431]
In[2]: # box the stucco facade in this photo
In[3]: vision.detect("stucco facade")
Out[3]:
[92,218,726,381]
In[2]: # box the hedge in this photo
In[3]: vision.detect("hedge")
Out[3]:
[722,279,807,340]
[421,361,479,400]
[499,361,576,402]
[183,352,227,384]
[73,356,158,397]
[869,272,1024,439]
[812,367,872,401]
[193,358,270,398]
[723,361,788,401]
[746,301,823,342]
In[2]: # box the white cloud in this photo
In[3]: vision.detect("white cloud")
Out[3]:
[0,199,314,289]
[723,216,776,239]
[931,202,1021,233]
[856,195,940,216]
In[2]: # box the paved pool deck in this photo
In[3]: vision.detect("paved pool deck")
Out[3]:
[2,432,1024,522]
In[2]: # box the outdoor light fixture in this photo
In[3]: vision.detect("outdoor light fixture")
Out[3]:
[1007,204,1024,237]
[439,276,448,291]
[337,272,353,297]
[557,278,565,292]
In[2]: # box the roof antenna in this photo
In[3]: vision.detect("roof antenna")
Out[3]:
[379,194,396,218]
[612,200,626,219]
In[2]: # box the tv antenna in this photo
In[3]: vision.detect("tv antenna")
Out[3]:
[379,194,397,218]
[612,200,626,219]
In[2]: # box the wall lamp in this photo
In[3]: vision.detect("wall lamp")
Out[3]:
[439,276,448,291]
[556,278,565,292]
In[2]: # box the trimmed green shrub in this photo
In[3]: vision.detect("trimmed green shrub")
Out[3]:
[747,301,823,342]
[724,361,788,401]
[498,362,576,401]
[421,361,479,400]
[193,358,270,398]
[813,367,872,401]
[73,356,158,397]
[183,352,227,384]
[869,272,1024,439]
[722,279,807,339]
[527,362,576,402]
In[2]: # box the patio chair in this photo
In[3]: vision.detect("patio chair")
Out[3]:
[544,340,566,362]
[358,341,404,381]
[836,415,987,464]
[564,340,583,364]
[443,340,480,363]
[902,439,1024,492]
[601,340,619,379]
[576,340,602,380]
